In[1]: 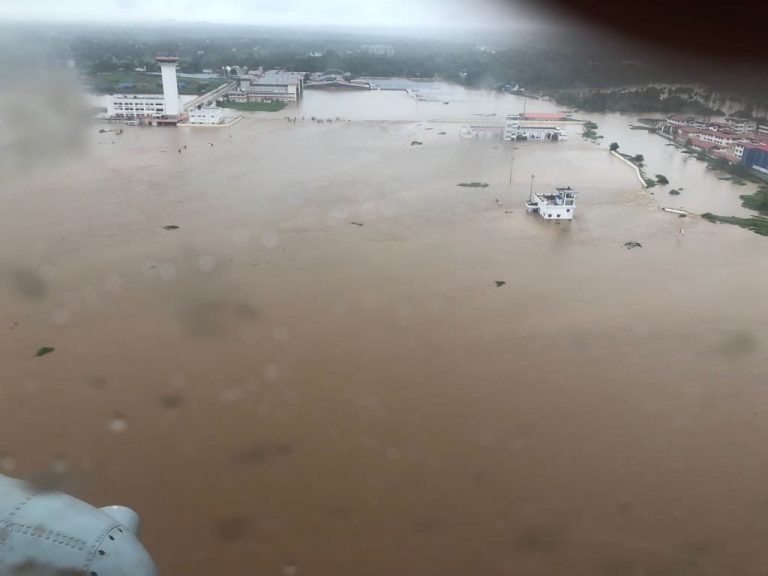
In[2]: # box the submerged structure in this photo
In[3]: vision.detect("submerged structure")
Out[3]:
[526,186,577,220]
[504,114,566,141]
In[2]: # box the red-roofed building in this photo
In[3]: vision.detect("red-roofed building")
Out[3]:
[689,137,718,152]
[697,129,745,147]
[711,149,739,164]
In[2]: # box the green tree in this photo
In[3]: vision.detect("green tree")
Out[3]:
[609,142,619,152]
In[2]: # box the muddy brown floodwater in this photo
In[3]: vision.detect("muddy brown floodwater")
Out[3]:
[2,97,768,576]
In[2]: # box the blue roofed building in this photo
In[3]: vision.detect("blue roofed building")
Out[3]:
[742,143,768,176]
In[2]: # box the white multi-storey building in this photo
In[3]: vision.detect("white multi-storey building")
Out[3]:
[233,71,305,102]
[107,55,182,123]
[107,94,166,119]
[187,106,223,125]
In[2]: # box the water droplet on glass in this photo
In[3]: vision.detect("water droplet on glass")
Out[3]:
[104,274,123,291]
[385,447,401,460]
[232,229,251,245]
[81,286,99,305]
[261,231,280,249]
[52,308,71,325]
[158,263,177,282]
[0,455,17,472]
[38,265,57,282]
[262,364,279,380]
[142,263,158,279]
[198,255,217,272]
[272,326,290,342]
[218,387,241,403]
[50,458,70,475]
[170,373,187,389]
[109,415,128,434]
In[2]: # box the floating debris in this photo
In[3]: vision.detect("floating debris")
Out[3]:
[88,376,108,389]
[350,222,364,227]
[438,131,447,135]
[505,210,514,214]
[109,413,128,433]
[34,347,55,358]
[50,457,70,475]
[215,516,247,541]
[410,141,423,146]
[495,281,506,287]
[623,241,643,249]
[163,225,180,230]
[158,395,184,410]
[457,182,489,188]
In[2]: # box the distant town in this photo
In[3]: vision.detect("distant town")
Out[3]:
[97,55,768,181]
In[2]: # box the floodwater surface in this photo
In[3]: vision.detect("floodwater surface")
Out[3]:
[1,88,768,576]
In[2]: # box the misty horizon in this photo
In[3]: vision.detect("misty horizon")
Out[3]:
[0,0,550,32]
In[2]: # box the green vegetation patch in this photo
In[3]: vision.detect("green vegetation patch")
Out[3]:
[740,186,768,214]
[656,174,669,184]
[88,71,225,95]
[219,101,287,112]
[701,186,768,236]
[457,182,489,188]
[35,347,55,357]
[702,213,768,236]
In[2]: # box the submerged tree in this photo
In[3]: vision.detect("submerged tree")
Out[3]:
[609,142,620,152]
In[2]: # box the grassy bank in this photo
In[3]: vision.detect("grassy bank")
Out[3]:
[702,184,768,236]
[219,101,287,112]
[87,71,226,95]
[702,213,768,236]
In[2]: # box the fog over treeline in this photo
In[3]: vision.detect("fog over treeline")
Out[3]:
[1,20,766,112]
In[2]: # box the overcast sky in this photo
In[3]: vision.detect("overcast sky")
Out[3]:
[0,0,539,29]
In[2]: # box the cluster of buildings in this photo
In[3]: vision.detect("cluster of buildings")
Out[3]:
[660,114,768,175]
[228,69,306,103]
[461,112,570,142]
[107,56,183,125]
[106,56,232,126]
[360,45,395,57]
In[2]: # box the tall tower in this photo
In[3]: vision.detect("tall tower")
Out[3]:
[156,55,180,116]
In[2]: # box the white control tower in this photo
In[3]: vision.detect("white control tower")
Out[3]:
[156,55,180,116]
